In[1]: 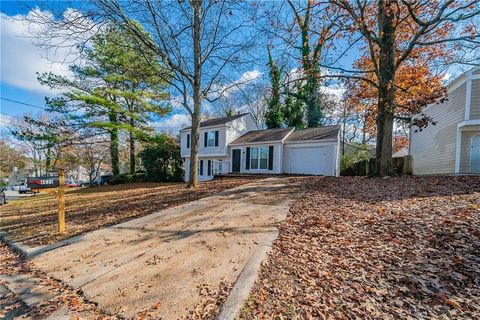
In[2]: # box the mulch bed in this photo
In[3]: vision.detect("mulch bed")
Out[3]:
[0,176,261,247]
[242,176,480,319]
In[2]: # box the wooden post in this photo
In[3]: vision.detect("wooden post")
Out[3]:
[58,169,65,233]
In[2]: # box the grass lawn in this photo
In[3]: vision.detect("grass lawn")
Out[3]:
[0,176,260,247]
[242,176,480,319]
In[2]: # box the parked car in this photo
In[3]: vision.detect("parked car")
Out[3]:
[99,175,113,185]
[18,183,31,194]
[65,180,80,187]
[0,187,6,205]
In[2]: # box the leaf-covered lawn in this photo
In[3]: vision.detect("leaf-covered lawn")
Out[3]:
[0,176,261,247]
[242,176,480,319]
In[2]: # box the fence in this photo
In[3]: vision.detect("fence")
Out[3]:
[341,155,412,176]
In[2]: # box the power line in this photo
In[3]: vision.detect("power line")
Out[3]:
[0,97,48,110]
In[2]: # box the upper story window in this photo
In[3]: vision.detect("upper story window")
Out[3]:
[204,130,219,148]
[186,134,190,148]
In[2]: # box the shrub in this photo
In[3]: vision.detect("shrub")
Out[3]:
[139,134,183,182]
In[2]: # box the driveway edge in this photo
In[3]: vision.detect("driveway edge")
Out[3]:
[0,231,73,259]
[216,231,278,320]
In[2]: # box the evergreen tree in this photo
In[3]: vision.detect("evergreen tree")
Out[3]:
[264,47,284,129]
[38,23,171,175]
[284,80,305,129]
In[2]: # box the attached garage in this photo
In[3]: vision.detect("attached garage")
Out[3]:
[227,125,341,177]
[286,145,328,175]
[282,126,341,177]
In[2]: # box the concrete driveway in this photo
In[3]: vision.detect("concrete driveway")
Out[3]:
[31,177,304,319]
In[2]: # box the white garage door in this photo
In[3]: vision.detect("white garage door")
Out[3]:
[288,146,328,175]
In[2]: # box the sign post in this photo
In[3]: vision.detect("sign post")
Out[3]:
[58,169,65,233]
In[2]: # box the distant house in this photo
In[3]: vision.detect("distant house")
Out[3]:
[179,113,341,181]
[410,67,480,175]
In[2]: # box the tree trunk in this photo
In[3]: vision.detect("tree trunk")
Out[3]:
[187,0,202,188]
[375,0,396,177]
[129,118,135,175]
[109,112,120,176]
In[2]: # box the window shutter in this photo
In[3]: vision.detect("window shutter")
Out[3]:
[208,160,212,176]
[268,146,274,170]
[215,131,219,147]
[200,160,204,175]
[187,134,190,148]
[204,132,208,147]
[246,147,250,170]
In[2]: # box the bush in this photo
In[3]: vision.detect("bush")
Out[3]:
[139,134,183,182]
[109,174,133,185]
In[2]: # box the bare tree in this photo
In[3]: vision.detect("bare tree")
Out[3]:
[91,0,261,187]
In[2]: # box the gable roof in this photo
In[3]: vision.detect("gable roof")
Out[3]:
[285,125,340,142]
[230,127,294,145]
[181,113,249,130]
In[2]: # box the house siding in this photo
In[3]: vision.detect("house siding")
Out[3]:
[230,143,282,174]
[180,114,258,159]
[470,79,480,120]
[410,82,466,174]
[459,127,480,173]
[283,141,338,176]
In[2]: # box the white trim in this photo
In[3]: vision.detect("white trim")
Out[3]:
[470,133,480,174]
[465,79,472,120]
[455,128,461,174]
[280,128,295,142]
[284,139,338,145]
[458,119,480,129]
[229,140,284,146]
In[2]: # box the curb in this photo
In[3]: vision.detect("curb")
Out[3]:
[216,231,278,320]
[0,231,74,259]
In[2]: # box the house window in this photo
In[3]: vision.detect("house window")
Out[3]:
[204,131,219,147]
[250,147,269,170]
[186,134,190,148]
[198,160,204,175]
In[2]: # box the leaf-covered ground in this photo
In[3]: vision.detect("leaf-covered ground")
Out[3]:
[0,176,261,247]
[242,176,480,319]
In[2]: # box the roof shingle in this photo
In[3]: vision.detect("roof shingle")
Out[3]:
[181,113,249,130]
[230,127,294,144]
[285,125,340,142]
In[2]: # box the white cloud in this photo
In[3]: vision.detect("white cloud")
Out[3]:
[0,113,14,126]
[210,69,263,99]
[321,84,345,101]
[0,8,93,95]
[150,113,191,134]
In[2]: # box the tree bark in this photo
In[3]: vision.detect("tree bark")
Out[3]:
[129,118,135,175]
[109,111,120,176]
[375,0,396,177]
[187,0,202,188]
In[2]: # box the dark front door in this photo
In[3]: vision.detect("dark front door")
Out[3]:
[232,149,241,172]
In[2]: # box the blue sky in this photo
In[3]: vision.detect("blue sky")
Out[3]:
[0,1,465,135]
[0,1,194,133]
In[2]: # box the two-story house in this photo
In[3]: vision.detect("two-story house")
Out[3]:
[410,67,480,174]
[180,113,341,181]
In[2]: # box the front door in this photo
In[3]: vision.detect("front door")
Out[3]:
[232,149,241,172]
[471,135,480,173]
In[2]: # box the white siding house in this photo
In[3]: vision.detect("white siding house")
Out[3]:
[410,68,480,175]
[180,114,341,181]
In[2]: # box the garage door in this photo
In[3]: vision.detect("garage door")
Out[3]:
[288,146,327,175]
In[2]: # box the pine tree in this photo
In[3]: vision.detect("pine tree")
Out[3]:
[38,23,171,175]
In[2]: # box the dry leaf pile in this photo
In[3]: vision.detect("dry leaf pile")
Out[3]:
[242,176,480,319]
[0,243,114,319]
[0,176,260,247]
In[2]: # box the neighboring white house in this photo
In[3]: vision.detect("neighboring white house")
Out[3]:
[180,113,341,181]
[410,67,480,175]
